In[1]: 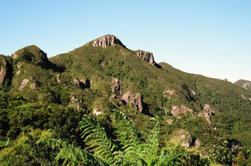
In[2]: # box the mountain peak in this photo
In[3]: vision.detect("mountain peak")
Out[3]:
[92,34,126,48]
[11,45,48,66]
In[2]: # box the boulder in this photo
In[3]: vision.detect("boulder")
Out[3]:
[0,56,7,84]
[163,89,177,98]
[29,83,36,89]
[111,78,121,97]
[73,78,90,89]
[195,139,201,148]
[121,91,143,113]
[18,79,29,91]
[92,34,125,48]
[166,119,174,125]
[171,105,193,118]
[170,129,192,148]
[198,104,215,125]
[136,50,156,66]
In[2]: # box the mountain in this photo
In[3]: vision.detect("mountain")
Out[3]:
[0,34,251,165]
[235,79,251,94]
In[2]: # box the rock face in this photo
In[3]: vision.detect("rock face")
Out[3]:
[171,105,193,118]
[136,50,156,66]
[121,91,143,113]
[111,78,121,97]
[163,89,177,98]
[18,79,30,91]
[0,65,6,84]
[198,104,215,125]
[92,34,125,48]
[170,129,192,148]
[73,78,90,89]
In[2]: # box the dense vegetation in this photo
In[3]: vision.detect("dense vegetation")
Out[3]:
[0,35,250,165]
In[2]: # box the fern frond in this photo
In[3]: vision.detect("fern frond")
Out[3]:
[79,116,116,165]
[37,137,108,166]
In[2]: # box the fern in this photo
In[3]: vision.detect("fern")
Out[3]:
[37,137,108,166]
[0,139,10,149]
[112,109,141,165]
[79,116,116,165]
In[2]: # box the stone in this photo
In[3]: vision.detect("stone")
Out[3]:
[136,50,156,66]
[56,74,61,83]
[121,91,143,113]
[30,83,36,89]
[92,34,125,48]
[93,108,103,116]
[73,78,90,89]
[163,89,177,97]
[195,139,200,148]
[18,79,29,91]
[111,78,121,96]
[166,119,174,125]
[171,105,193,118]
[0,58,7,84]
[170,129,192,148]
[198,104,215,125]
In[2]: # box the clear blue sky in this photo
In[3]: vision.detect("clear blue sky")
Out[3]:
[1,0,250,82]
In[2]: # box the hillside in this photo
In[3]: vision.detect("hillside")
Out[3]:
[235,79,251,94]
[0,34,250,165]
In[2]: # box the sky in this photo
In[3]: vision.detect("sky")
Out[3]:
[0,0,250,82]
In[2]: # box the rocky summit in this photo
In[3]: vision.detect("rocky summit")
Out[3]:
[0,34,251,165]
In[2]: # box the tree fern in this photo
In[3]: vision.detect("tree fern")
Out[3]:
[79,116,116,165]
[37,137,108,166]
[112,109,141,165]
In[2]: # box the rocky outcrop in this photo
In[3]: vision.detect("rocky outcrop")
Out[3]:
[18,79,29,91]
[92,34,125,48]
[163,89,177,98]
[198,104,215,125]
[166,119,174,125]
[136,50,156,66]
[73,78,90,89]
[121,91,143,113]
[29,83,36,89]
[0,66,6,84]
[93,108,103,116]
[0,56,7,84]
[195,138,201,148]
[171,105,193,119]
[111,78,121,97]
[170,129,192,148]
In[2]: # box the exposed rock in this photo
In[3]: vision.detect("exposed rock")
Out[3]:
[242,82,251,90]
[241,94,247,100]
[18,79,29,91]
[16,71,21,75]
[195,139,201,148]
[198,104,215,125]
[93,108,103,116]
[30,83,36,89]
[56,74,61,83]
[111,78,121,97]
[73,78,90,89]
[80,78,90,88]
[121,91,143,113]
[0,67,6,84]
[163,89,177,97]
[166,119,174,125]
[170,129,192,148]
[0,58,7,84]
[70,96,79,109]
[171,105,193,119]
[136,50,156,66]
[249,98,251,102]
[92,34,125,48]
